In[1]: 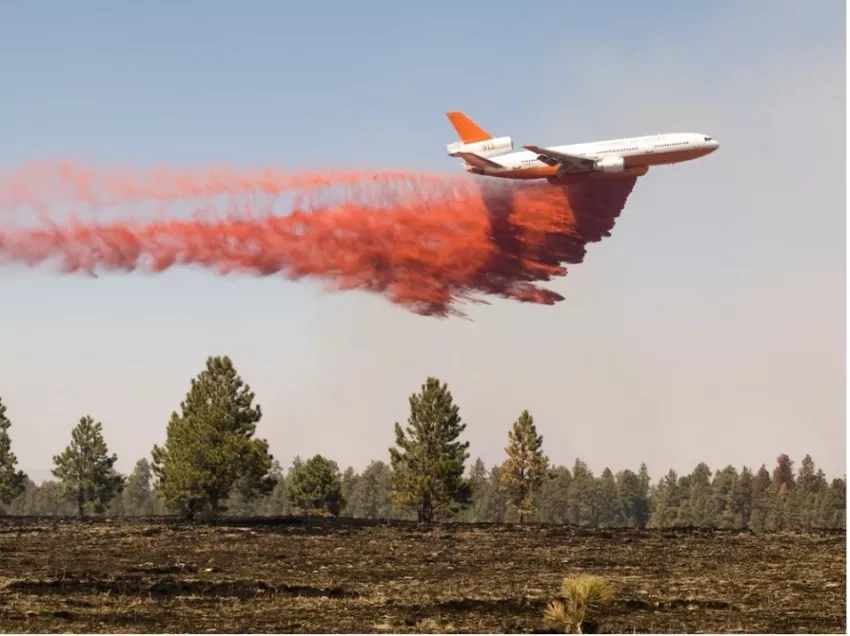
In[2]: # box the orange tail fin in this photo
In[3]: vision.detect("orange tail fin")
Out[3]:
[446,111,493,143]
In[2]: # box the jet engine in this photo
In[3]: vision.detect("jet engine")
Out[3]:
[595,156,625,173]
[446,136,513,158]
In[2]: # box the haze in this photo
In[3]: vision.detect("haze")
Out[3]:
[0,1,844,483]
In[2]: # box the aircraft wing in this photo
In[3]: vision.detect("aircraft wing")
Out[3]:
[524,145,596,171]
[452,151,503,170]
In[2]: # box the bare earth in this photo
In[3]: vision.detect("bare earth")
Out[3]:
[0,518,844,633]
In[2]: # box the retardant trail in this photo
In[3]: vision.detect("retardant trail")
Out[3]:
[0,164,639,317]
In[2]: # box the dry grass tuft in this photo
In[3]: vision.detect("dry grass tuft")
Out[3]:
[544,574,613,634]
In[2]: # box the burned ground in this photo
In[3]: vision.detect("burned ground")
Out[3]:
[0,517,844,633]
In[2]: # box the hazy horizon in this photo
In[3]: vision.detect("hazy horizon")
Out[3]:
[1,1,845,485]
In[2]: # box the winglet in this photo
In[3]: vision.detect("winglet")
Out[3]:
[446,112,493,144]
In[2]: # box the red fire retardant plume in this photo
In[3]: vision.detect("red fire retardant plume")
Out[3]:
[0,163,638,317]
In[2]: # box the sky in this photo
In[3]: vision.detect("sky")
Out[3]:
[0,1,845,484]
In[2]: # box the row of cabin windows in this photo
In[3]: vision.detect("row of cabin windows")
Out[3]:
[598,147,639,154]
[654,141,690,148]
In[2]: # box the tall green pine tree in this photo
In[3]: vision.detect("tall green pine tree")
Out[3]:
[51,416,124,519]
[389,377,471,523]
[151,355,276,521]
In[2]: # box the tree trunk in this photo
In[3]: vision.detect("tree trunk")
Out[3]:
[77,493,85,520]
[420,492,433,524]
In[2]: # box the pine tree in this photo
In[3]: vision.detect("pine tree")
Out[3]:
[122,458,155,516]
[674,474,695,527]
[817,478,846,529]
[151,355,276,521]
[536,465,572,524]
[796,455,820,493]
[688,462,715,526]
[772,454,795,491]
[648,469,680,528]
[286,455,346,516]
[30,480,77,516]
[749,464,772,531]
[637,463,651,524]
[795,455,827,529]
[465,457,490,522]
[711,466,740,529]
[478,465,509,522]
[735,466,754,528]
[3,476,34,514]
[617,468,650,528]
[51,416,124,519]
[257,460,290,516]
[768,454,796,530]
[772,482,791,529]
[389,377,471,523]
[569,460,598,526]
[500,410,549,523]
[349,461,394,520]
[0,397,27,506]
[597,468,621,526]
[340,467,360,516]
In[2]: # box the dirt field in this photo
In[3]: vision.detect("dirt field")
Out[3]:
[0,517,844,633]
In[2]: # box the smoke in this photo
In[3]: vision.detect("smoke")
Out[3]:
[0,163,639,317]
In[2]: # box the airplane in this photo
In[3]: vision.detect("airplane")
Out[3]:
[445,111,719,185]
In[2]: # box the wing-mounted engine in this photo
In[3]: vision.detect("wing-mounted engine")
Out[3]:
[595,156,625,173]
[447,136,513,159]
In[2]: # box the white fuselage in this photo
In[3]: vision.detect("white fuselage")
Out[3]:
[503,133,714,169]
[453,132,719,182]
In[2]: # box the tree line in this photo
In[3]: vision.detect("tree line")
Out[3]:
[0,355,845,530]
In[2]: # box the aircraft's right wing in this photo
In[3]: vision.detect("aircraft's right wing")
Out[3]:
[524,145,596,171]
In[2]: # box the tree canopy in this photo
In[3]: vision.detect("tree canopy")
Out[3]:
[286,454,346,516]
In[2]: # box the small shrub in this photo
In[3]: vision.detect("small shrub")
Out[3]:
[544,574,613,634]
[306,507,334,518]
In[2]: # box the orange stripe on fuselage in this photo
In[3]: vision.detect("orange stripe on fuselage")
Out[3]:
[495,165,559,179]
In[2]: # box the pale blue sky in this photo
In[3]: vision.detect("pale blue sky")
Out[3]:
[1,1,845,483]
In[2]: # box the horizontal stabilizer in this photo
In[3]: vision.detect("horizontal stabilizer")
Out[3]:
[453,151,502,170]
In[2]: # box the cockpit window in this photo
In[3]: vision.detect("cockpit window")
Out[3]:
[704,136,713,141]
